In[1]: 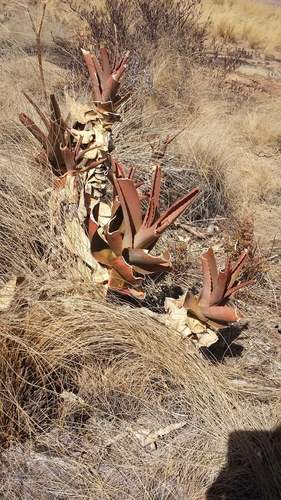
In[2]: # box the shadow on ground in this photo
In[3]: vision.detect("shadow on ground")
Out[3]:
[207,426,281,500]
[200,323,250,363]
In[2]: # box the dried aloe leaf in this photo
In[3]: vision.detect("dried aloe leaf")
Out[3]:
[0,277,25,312]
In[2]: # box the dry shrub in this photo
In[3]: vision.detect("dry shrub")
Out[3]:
[221,215,269,284]
[54,0,210,90]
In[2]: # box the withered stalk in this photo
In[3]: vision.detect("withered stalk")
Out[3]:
[27,1,48,102]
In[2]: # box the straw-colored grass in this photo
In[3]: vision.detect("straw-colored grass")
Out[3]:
[202,0,281,55]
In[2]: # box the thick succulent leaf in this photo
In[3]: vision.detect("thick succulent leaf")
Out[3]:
[100,92,131,112]
[108,268,145,299]
[183,292,207,323]
[91,228,143,287]
[153,187,200,236]
[204,248,218,288]
[221,278,254,302]
[81,49,103,102]
[21,90,50,129]
[209,256,232,306]
[100,43,111,81]
[47,94,66,167]
[199,305,243,325]
[107,256,143,286]
[124,248,171,274]
[228,249,250,288]
[108,207,125,234]
[92,53,105,86]
[112,177,143,249]
[60,146,76,172]
[198,252,212,308]
[89,200,100,241]
[114,51,130,81]
[111,157,126,178]
[105,227,123,257]
[19,113,47,147]
[141,166,161,230]
[134,187,199,250]
[82,46,129,103]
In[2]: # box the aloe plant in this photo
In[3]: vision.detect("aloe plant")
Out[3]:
[89,158,200,298]
[184,248,254,328]
[19,44,130,195]
[19,43,133,271]
[165,248,254,346]
[81,45,131,112]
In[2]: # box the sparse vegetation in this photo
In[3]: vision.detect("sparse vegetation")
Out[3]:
[0,0,281,499]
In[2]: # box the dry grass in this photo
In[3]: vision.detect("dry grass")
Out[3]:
[201,0,281,55]
[0,1,281,498]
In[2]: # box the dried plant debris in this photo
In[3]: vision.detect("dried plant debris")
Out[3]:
[89,158,200,298]
[165,248,254,347]
[0,276,25,312]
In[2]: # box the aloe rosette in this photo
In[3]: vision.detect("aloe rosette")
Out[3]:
[165,248,254,346]
[89,158,200,298]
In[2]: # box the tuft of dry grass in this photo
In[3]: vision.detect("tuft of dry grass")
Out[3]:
[202,0,281,56]
[1,284,280,498]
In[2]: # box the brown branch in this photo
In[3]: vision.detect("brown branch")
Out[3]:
[27,1,48,102]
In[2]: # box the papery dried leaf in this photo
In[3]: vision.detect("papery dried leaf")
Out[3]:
[164,297,192,336]
[191,328,219,348]
[98,202,112,226]
[183,292,207,323]
[185,315,207,334]
[64,219,98,270]
[64,91,93,124]
[0,277,25,312]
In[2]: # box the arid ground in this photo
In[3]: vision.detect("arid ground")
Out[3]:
[0,0,280,498]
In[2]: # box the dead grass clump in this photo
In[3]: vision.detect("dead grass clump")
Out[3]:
[202,0,281,56]
[1,286,280,497]
[235,101,281,153]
